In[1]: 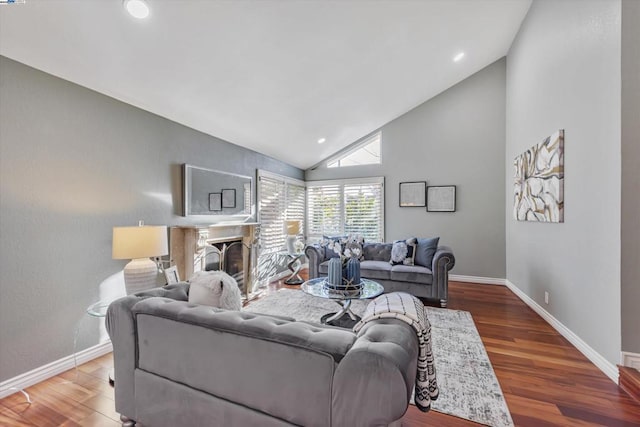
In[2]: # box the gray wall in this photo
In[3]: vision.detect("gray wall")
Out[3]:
[621,0,640,354]
[306,59,506,279]
[505,0,621,365]
[0,56,302,382]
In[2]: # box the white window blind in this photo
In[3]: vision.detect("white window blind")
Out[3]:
[257,171,306,255]
[306,177,384,242]
[258,174,286,254]
[285,182,306,232]
[344,182,383,240]
[307,184,342,237]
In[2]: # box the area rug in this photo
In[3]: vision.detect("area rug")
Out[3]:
[245,289,514,427]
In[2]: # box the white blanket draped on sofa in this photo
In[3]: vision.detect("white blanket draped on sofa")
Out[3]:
[353,292,439,412]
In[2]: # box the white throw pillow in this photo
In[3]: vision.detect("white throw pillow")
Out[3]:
[390,237,418,266]
[188,270,242,311]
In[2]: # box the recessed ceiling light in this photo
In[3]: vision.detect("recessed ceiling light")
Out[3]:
[317,138,326,144]
[124,0,150,19]
[453,52,465,62]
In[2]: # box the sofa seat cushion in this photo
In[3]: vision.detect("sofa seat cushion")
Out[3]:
[359,260,392,281]
[390,265,433,285]
[320,260,392,281]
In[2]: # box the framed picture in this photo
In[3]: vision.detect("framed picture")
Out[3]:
[399,181,426,207]
[164,266,180,285]
[427,185,456,212]
[209,193,222,211]
[222,189,236,208]
[514,130,564,222]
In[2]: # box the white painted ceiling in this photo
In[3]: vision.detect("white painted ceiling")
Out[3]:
[0,0,531,169]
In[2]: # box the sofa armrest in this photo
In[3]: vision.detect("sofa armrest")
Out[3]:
[431,246,455,307]
[105,283,189,418]
[304,244,326,279]
[332,319,419,427]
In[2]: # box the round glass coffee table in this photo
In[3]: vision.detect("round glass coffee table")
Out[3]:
[301,277,384,328]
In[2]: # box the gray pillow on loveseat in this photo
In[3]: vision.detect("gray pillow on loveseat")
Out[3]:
[305,239,455,307]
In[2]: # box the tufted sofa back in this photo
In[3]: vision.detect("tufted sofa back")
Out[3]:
[130,297,355,427]
[107,283,418,427]
[362,242,393,261]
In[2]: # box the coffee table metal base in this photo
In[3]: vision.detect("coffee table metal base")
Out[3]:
[302,277,383,329]
[321,300,361,328]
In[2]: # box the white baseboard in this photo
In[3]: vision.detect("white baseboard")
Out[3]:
[622,352,640,370]
[449,274,507,286]
[0,341,113,399]
[505,280,619,384]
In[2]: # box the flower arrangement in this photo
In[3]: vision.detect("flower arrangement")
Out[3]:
[321,234,364,266]
[321,234,364,294]
[293,239,305,253]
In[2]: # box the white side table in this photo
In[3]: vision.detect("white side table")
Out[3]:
[83,300,115,384]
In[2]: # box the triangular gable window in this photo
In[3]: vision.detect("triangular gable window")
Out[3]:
[327,132,381,168]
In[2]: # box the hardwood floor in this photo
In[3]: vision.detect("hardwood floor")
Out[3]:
[2,278,640,426]
[404,282,640,427]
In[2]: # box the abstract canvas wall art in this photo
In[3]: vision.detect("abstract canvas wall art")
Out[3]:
[513,130,564,222]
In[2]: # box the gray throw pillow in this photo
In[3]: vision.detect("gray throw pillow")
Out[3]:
[414,237,440,268]
[322,235,346,259]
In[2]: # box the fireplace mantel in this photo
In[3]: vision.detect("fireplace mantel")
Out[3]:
[169,223,260,299]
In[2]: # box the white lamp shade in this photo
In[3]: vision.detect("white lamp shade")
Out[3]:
[284,220,301,235]
[113,225,168,294]
[112,225,168,259]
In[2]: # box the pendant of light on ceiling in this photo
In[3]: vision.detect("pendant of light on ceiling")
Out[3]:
[124,0,150,19]
[453,52,465,62]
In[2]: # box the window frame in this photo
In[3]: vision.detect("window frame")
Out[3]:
[306,176,385,242]
[326,131,382,168]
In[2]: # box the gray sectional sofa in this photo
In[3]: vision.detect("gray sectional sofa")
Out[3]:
[106,283,420,427]
[305,242,455,307]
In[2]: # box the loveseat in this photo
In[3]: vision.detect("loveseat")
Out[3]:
[305,242,455,307]
[106,283,420,427]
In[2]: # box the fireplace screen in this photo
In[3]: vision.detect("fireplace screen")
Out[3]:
[203,240,245,293]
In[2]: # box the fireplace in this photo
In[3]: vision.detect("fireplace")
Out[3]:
[203,239,245,290]
[169,223,259,299]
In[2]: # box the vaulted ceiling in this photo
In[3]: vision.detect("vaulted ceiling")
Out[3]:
[0,0,531,169]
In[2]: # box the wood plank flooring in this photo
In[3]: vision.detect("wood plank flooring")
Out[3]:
[620,366,640,404]
[2,278,640,426]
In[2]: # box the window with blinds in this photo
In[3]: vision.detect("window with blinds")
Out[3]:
[306,177,384,243]
[285,183,306,230]
[257,171,305,255]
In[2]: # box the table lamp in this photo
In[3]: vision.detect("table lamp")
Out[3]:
[284,220,301,254]
[113,222,168,295]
